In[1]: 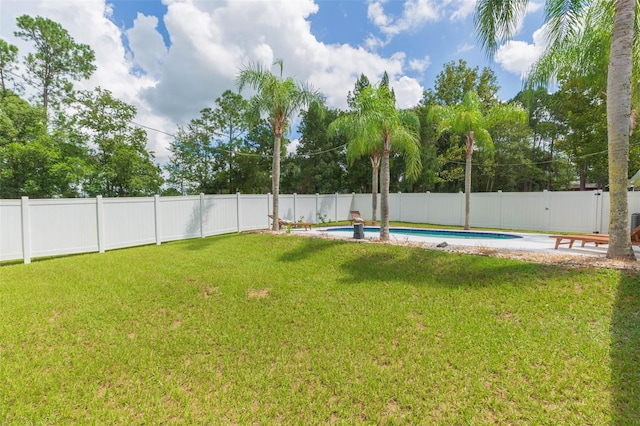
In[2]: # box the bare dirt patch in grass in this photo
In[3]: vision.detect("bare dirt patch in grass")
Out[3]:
[248,288,271,299]
[203,286,218,298]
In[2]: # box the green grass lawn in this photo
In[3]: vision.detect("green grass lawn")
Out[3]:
[1,233,639,424]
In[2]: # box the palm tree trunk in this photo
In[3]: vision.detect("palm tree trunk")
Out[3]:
[371,155,380,224]
[380,140,391,241]
[464,132,474,230]
[606,0,635,260]
[272,134,281,231]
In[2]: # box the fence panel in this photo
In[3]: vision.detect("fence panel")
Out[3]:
[336,195,353,222]
[294,195,317,223]
[240,194,269,231]
[0,200,24,261]
[277,195,296,222]
[398,193,428,223]
[160,196,202,242]
[498,192,547,231]
[547,191,597,233]
[470,193,502,229]
[103,197,156,250]
[350,194,380,222]
[427,193,463,226]
[317,194,336,223]
[203,195,236,235]
[628,192,640,230]
[29,198,99,258]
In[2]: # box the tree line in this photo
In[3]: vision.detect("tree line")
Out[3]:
[167,59,640,198]
[2,15,638,202]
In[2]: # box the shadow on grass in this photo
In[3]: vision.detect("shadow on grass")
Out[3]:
[276,234,559,289]
[611,272,640,424]
[176,232,244,251]
[277,234,340,263]
[336,248,556,288]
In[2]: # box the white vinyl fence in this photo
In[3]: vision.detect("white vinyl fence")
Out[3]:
[3,190,640,264]
[350,190,640,235]
[0,193,352,264]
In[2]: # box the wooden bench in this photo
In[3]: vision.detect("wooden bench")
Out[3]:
[549,234,610,249]
[550,225,640,249]
[268,215,313,230]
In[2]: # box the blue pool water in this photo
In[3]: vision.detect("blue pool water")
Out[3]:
[326,226,522,240]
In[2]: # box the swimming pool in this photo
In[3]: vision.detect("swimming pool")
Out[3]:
[325,226,522,240]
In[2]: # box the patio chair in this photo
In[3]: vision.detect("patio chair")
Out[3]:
[349,211,366,225]
[549,225,640,249]
[268,214,312,230]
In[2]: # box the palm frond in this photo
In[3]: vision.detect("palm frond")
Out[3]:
[474,0,530,55]
[544,0,589,47]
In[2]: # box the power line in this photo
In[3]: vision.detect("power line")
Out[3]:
[5,69,346,159]
[444,139,640,168]
[4,69,636,168]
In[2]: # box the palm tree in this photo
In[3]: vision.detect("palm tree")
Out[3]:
[429,91,526,229]
[330,78,422,240]
[236,59,322,230]
[347,73,380,224]
[347,138,382,224]
[475,0,637,259]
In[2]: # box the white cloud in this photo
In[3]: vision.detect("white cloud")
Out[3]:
[408,56,431,73]
[449,0,476,22]
[456,43,474,54]
[494,25,549,78]
[125,13,168,77]
[367,1,390,28]
[0,0,425,164]
[364,34,387,51]
[391,76,424,109]
[367,0,442,37]
[526,2,544,14]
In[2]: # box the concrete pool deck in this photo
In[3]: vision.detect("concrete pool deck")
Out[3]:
[298,226,640,259]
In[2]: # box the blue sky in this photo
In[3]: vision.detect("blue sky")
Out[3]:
[1,0,548,161]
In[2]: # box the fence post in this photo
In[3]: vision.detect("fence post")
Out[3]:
[497,190,503,230]
[154,194,161,245]
[335,192,339,222]
[293,193,297,222]
[315,193,319,224]
[200,193,205,238]
[20,196,31,264]
[543,190,551,232]
[237,192,241,233]
[352,192,356,220]
[425,191,430,224]
[96,195,105,253]
[460,191,465,227]
[267,193,271,228]
[397,191,402,222]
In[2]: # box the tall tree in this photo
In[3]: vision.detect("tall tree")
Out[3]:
[422,60,501,193]
[330,78,422,240]
[165,126,216,195]
[512,88,566,191]
[0,40,20,96]
[207,90,250,193]
[68,88,162,196]
[236,59,322,230]
[429,91,527,229]
[428,59,499,109]
[286,101,346,194]
[346,74,383,222]
[0,92,60,198]
[14,15,95,119]
[552,74,609,189]
[475,0,637,259]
